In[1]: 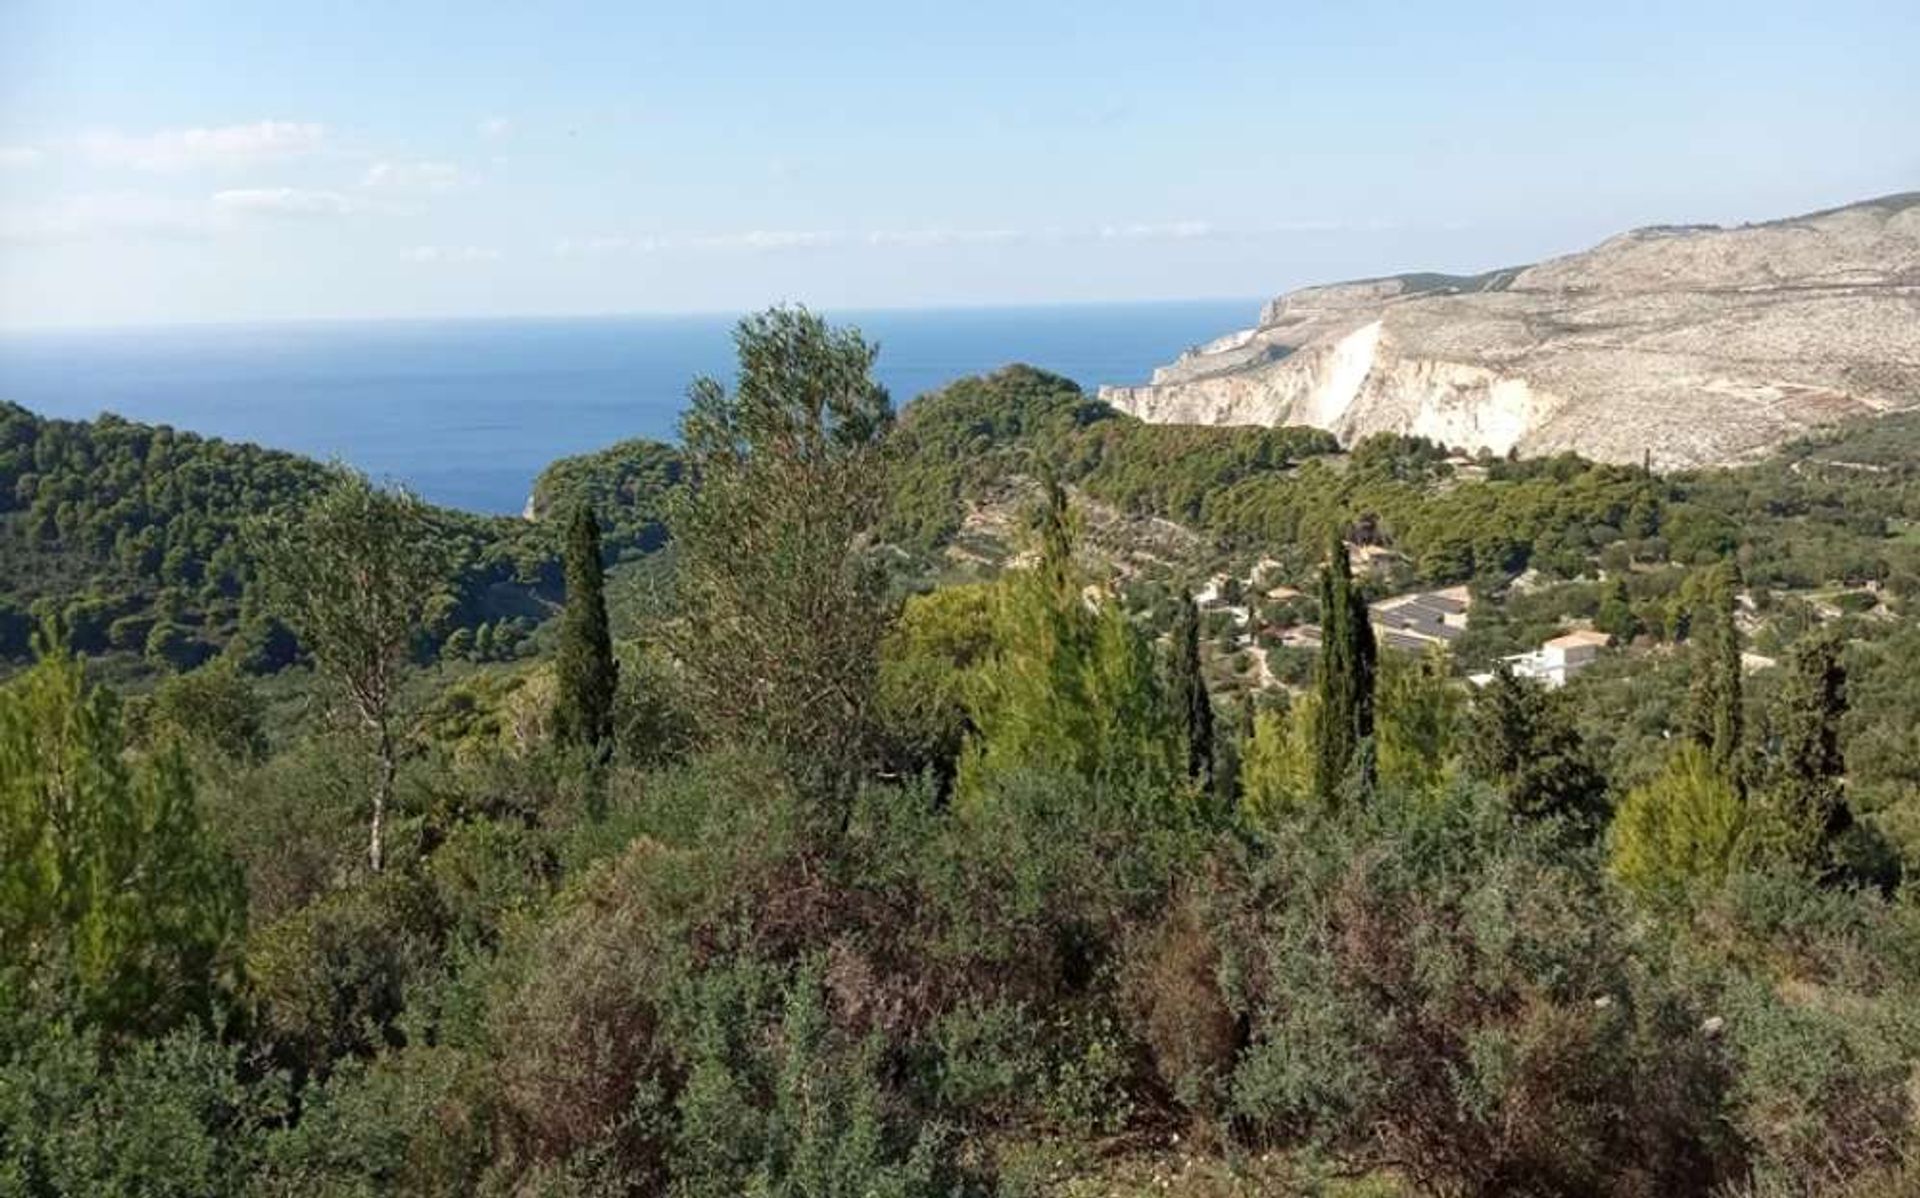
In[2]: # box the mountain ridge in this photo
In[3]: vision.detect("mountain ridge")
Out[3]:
[1101,192,1920,468]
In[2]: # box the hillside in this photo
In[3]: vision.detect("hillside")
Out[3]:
[1101,192,1920,468]
[0,402,567,672]
[6,314,1920,1198]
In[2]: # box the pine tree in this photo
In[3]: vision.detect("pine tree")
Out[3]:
[0,630,241,1036]
[1241,695,1318,825]
[1596,577,1638,644]
[553,503,618,756]
[1170,590,1213,787]
[1312,532,1377,803]
[1684,564,1744,784]
[1610,741,1746,904]
[956,478,1179,806]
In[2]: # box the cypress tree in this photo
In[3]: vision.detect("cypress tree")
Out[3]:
[1466,659,1607,827]
[1170,590,1213,787]
[1772,631,1852,852]
[1684,564,1743,784]
[1312,532,1377,802]
[553,503,618,755]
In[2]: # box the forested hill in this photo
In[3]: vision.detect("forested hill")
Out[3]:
[10,367,1919,678]
[543,362,1919,602]
[526,436,684,557]
[0,402,565,671]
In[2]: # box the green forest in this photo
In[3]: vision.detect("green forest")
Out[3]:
[4,307,1920,1197]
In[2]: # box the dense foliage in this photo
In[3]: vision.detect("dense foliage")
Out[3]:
[4,313,1919,1196]
[527,436,684,559]
[0,402,579,674]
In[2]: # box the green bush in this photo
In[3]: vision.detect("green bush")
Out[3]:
[0,1019,284,1198]
[1217,783,1737,1194]
[258,1043,488,1197]
[245,873,446,1074]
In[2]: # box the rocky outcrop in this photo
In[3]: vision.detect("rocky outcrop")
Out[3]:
[1101,193,1920,468]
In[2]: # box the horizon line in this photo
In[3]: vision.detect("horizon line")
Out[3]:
[0,292,1274,337]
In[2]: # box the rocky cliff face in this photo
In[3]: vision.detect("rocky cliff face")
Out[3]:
[1100,193,1920,468]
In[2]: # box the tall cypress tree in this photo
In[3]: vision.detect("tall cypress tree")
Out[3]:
[1772,631,1851,851]
[1313,532,1377,803]
[553,503,618,755]
[1170,590,1213,787]
[1684,563,1743,784]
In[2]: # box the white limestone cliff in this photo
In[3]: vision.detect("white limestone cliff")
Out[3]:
[1100,193,1920,467]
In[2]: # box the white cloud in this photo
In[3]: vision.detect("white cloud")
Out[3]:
[705,229,839,251]
[403,244,501,264]
[555,230,843,256]
[866,227,1023,248]
[1096,220,1215,241]
[0,146,43,170]
[478,117,512,140]
[556,235,665,257]
[361,160,467,191]
[212,187,358,217]
[81,121,327,171]
[549,217,1373,260]
[0,193,211,244]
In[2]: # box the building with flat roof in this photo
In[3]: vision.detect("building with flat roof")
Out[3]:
[1369,585,1471,649]
[1472,628,1611,689]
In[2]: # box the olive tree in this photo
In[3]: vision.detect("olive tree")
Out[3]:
[260,471,444,873]
[667,306,894,805]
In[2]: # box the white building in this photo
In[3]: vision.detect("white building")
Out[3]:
[1477,629,1611,689]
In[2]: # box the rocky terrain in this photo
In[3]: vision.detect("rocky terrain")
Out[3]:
[1101,193,1920,467]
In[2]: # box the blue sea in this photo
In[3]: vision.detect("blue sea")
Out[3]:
[0,301,1255,515]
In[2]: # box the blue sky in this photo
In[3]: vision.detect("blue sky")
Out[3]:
[2,0,1915,328]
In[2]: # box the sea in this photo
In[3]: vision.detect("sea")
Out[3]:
[0,300,1256,516]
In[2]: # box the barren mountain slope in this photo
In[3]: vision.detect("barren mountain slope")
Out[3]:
[1100,193,1920,467]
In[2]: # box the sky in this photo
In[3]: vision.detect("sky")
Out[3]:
[1,0,1916,329]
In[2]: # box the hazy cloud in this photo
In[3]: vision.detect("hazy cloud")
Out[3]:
[555,230,842,256]
[81,120,327,171]
[478,117,512,140]
[362,160,467,191]
[404,244,501,264]
[709,229,838,251]
[0,146,43,170]
[212,187,358,217]
[548,217,1387,260]
[1096,220,1214,241]
[0,193,211,244]
[866,227,1023,247]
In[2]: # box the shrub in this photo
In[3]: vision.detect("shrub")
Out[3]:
[199,734,368,925]
[1218,784,1738,1194]
[425,818,553,948]
[246,872,447,1074]
[1120,889,1239,1119]
[0,1018,284,1198]
[486,838,678,1186]
[140,659,268,763]
[260,1042,489,1197]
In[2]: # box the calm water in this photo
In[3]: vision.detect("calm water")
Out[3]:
[0,301,1254,515]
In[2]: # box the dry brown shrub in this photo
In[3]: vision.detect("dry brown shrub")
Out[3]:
[489,838,680,1185]
[1121,889,1242,1120]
